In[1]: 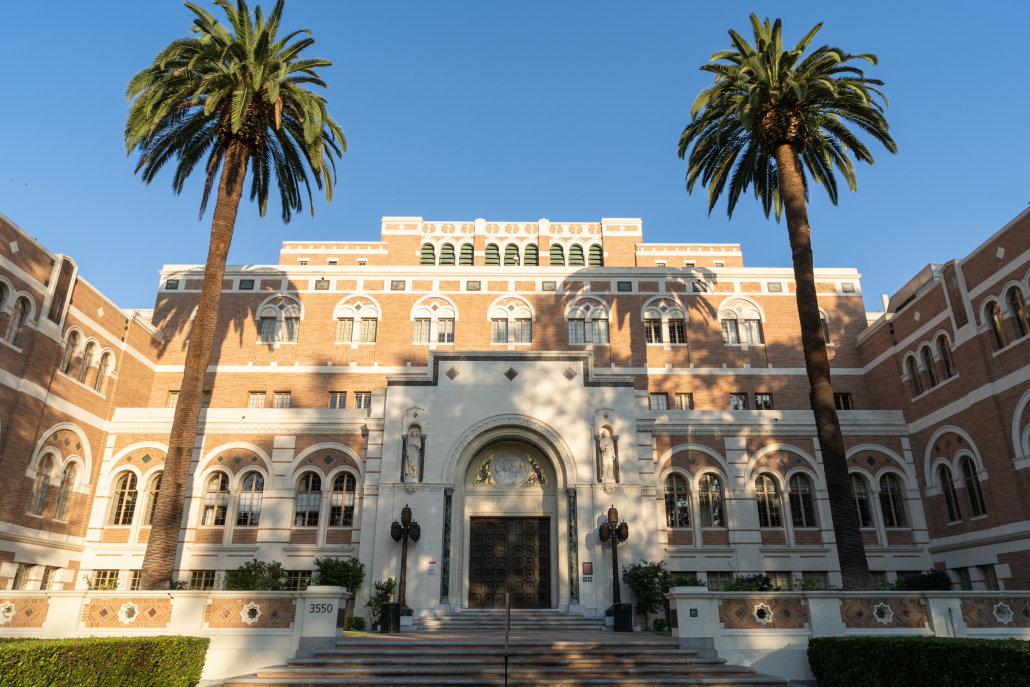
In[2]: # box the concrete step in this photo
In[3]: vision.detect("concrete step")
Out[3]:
[226,677,789,686]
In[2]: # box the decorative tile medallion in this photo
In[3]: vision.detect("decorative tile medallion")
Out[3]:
[840,598,928,629]
[81,598,171,628]
[563,367,577,381]
[961,598,1030,628]
[719,598,808,629]
[204,598,296,629]
[503,367,519,381]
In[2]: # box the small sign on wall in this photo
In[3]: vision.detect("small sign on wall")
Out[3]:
[583,562,593,575]
[582,577,592,582]
[428,561,437,575]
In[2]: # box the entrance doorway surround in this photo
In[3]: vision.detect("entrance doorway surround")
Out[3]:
[443,414,578,610]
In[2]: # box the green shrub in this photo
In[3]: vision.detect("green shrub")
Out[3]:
[722,573,778,591]
[672,575,708,587]
[343,616,366,631]
[808,636,1030,687]
[622,560,674,627]
[364,577,395,628]
[225,559,286,591]
[313,556,365,591]
[652,618,669,632]
[0,636,208,687]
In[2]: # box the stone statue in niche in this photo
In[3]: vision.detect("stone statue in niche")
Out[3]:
[403,425,422,482]
[596,429,619,483]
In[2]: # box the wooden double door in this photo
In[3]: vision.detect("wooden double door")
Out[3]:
[469,517,551,609]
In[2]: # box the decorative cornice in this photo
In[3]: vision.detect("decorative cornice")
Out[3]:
[386,351,635,388]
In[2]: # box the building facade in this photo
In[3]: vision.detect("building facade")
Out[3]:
[0,209,1027,616]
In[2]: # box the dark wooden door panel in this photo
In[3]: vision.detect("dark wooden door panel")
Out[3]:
[469,517,550,609]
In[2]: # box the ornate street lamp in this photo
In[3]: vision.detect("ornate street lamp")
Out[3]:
[390,504,421,616]
[599,504,632,632]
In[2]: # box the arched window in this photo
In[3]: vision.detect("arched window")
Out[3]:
[921,347,937,388]
[236,472,264,526]
[0,283,6,313]
[938,335,956,379]
[961,457,986,517]
[94,353,111,392]
[439,244,455,266]
[420,243,436,265]
[109,472,138,525]
[549,243,565,266]
[295,472,322,526]
[504,244,520,266]
[1008,287,1028,338]
[329,472,357,527]
[569,245,585,266]
[79,343,95,384]
[10,297,29,346]
[741,318,762,344]
[28,454,54,516]
[644,310,662,344]
[588,245,604,267]
[698,473,725,527]
[987,301,1007,350]
[755,474,782,528]
[788,474,817,528]
[524,244,539,266]
[663,474,690,528]
[142,472,162,525]
[906,357,922,396]
[54,463,77,520]
[939,465,961,522]
[878,474,907,528]
[721,312,739,344]
[201,472,230,526]
[62,331,78,374]
[459,244,474,266]
[485,244,500,266]
[851,474,872,527]
[821,313,830,343]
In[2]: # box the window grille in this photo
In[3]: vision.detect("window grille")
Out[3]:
[295,473,322,527]
[143,473,162,525]
[438,319,454,343]
[698,474,724,527]
[852,474,873,527]
[788,474,816,528]
[336,318,354,343]
[491,319,508,344]
[248,392,266,408]
[273,392,291,409]
[329,392,346,409]
[236,472,264,526]
[515,319,532,344]
[330,473,357,527]
[414,319,431,343]
[360,319,377,343]
[675,393,694,410]
[730,394,748,410]
[755,394,773,410]
[189,570,217,590]
[755,474,782,528]
[649,394,668,410]
[664,474,690,528]
[109,472,138,525]
[878,475,908,527]
[202,473,230,526]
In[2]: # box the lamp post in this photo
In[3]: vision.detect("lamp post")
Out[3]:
[390,504,421,616]
[599,504,632,632]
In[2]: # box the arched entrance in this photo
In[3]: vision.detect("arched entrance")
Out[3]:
[463,440,556,608]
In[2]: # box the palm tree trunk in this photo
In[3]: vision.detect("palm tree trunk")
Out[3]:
[140,142,248,590]
[773,143,872,591]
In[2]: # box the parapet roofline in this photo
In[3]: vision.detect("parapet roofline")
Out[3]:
[157,264,860,276]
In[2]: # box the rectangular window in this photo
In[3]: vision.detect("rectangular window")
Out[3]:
[260,317,277,343]
[130,570,142,591]
[541,281,556,292]
[360,319,377,343]
[314,280,329,291]
[92,570,119,590]
[767,571,791,591]
[12,563,32,590]
[592,319,609,344]
[730,394,748,410]
[675,393,694,410]
[978,565,999,591]
[692,281,707,293]
[649,393,668,410]
[298,259,308,265]
[355,392,372,410]
[684,261,695,267]
[655,261,666,267]
[617,281,632,292]
[41,566,58,590]
[645,320,662,344]
[568,319,586,344]
[329,392,346,410]
[755,393,773,410]
[357,260,367,266]
[327,259,338,266]
[414,319,431,343]
[189,570,217,590]
[955,567,973,591]
[714,260,725,268]
[492,319,509,344]
[248,392,266,409]
[834,393,853,411]
[438,319,454,343]
[285,571,312,591]
[706,571,733,591]
[239,279,254,290]
[669,319,686,344]
[165,280,179,290]
[741,320,762,344]
[870,570,887,587]
[801,571,828,590]
[842,283,856,293]
[391,280,406,290]
[201,392,212,408]
[283,317,300,342]
[273,392,291,409]
[767,282,782,293]
[167,391,179,409]
[466,281,481,291]
[515,319,532,344]
[336,318,354,343]
[722,321,739,344]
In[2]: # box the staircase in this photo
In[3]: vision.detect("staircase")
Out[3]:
[223,637,790,686]
[413,608,606,632]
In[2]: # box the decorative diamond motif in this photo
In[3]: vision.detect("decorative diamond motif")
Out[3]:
[584,304,592,312]
[446,366,460,380]
[508,304,515,311]
[23,609,32,618]
[504,367,519,381]
[148,608,157,618]
[957,436,963,444]
[866,456,876,466]
[232,455,243,465]
[686,455,696,465]
[251,456,258,463]
[603,412,609,419]
[778,458,787,468]
[412,411,418,417]
[782,609,792,619]
[934,444,940,453]
[141,454,152,464]
[660,305,668,312]
[98,609,109,618]
[431,304,439,311]
[856,610,865,619]
[355,303,362,311]
[323,455,334,466]
[75,442,81,450]
[217,456,224,463]
[795,457,802,465]
[563,367,577,381]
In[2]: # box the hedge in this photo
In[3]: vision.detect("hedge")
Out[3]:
[808,636,1030,687]
[0,636,209,687]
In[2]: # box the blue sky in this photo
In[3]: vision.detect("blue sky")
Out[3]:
[1,1,1028,311]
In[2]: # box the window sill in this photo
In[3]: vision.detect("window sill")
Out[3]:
[723,343,765,348]
[969,514,989,521]
[946,519,963,526]
[908,373,960,402]
[24,511,44,520]
[56,370,107,399]
[0,337,23,354]
[992,335,1028,357]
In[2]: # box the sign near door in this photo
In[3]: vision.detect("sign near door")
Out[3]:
[428,561,437,575]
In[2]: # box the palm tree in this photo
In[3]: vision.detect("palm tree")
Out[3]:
[125,0,345,589]
[678,15,896,590]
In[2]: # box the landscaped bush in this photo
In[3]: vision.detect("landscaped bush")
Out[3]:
[722,573,778,591]
[808,636,1030,687]
[342,616,366,631]
[313,556,365,591]
[0,636,208,687]
[225,558,286,591]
